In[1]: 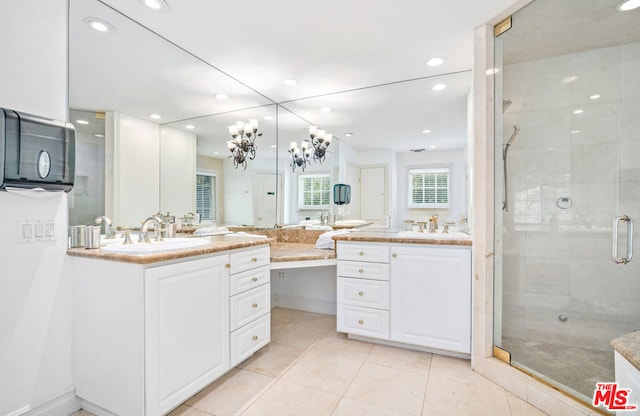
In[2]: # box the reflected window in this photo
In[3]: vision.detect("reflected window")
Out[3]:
[298,174,330,209]
[196,172,216,221]
[408,168,449,208]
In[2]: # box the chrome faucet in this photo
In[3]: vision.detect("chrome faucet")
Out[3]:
[94,215,115,239]
[139,215,165,243]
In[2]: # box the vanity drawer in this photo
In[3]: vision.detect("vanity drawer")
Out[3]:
[230,313,270,367]
[337,305,389,339]
[230,265,270,296]
[338,277,389,309]
[337,260,389,281]
[230,284,270,331]
[336,242,389,263]
[230,246,270,274]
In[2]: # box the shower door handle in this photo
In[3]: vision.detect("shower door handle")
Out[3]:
[612,215,634,264]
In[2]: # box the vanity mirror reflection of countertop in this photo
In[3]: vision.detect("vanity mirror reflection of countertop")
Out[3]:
[332,231,472,246]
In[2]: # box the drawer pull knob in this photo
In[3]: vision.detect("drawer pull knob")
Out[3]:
[252,335,258,341]
[358,291,364,297]
[252,303,258,308]
[358,268,364,273]
[225,263,231,269]
[358,319,364,325]
[392,253,397,258]
[359,251,364,256]
[251,257,258,262]
[251,277,258,282]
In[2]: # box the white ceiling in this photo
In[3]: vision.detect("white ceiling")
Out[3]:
[69,0,518,157]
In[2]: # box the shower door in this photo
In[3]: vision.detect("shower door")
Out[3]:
[494,0,640,408]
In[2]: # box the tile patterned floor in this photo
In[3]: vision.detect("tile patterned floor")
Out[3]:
[73,308,549,416]
[502,336,614,401]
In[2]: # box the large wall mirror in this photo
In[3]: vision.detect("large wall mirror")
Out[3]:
[69,0,471,231]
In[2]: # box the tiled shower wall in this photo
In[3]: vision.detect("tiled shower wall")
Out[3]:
[500,41,640,350]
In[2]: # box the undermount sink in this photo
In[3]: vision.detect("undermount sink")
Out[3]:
[396,231,471,240]
[101,237,211,254]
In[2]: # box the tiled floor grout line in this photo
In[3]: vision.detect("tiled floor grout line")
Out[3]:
[420,355,434,416]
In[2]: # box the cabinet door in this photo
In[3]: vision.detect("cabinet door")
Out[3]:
[145,255,230,415]
[390,245,471,354]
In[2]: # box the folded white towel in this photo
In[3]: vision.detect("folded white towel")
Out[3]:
[226,232,268,239]
[193,226,230,236]
[306,225,333,231]
[315,229,350,249]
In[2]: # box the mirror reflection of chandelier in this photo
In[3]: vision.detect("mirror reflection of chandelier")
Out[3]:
[288,126,332,172]
[227,119,261,170]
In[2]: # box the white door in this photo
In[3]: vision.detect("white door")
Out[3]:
[345,163,361,219]
[389,244,471,354]
[360,166,386,221]
[145,255,230,415]
[255,172,282,227]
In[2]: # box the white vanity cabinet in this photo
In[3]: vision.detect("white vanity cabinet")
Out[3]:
[229,246,271,367]
[73,244,271,416]
[389,244,471,354]
[336,242,390,338]
[74,254,230,416]
[335,240,472,356]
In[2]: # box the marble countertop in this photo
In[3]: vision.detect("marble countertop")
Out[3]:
[332,231,472,246]
[269,242,335,262]
[66,236,273,265]
[611,331,640,371]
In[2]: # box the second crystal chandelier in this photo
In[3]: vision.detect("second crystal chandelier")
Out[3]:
[289,126,332,172]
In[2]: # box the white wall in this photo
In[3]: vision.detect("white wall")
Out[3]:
[106,112,161,227]
[160,126,197,217]
[0,1,79,415]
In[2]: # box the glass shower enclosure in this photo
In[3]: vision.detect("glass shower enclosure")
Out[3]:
[493,0,640,409]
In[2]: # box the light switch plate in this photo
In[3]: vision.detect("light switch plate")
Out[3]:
[18,219,56,243]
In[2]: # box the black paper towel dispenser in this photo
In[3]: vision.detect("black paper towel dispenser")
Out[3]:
[0,108,75,192]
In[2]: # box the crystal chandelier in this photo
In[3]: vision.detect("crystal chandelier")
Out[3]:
[288,126,332,172]
[227,119,261,170]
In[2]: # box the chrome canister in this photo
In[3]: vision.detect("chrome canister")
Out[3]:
[69,225,86,248]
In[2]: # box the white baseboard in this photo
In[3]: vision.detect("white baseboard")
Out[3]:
[9,390,80,416]
[79,400,119,416]
[272,294,336,315]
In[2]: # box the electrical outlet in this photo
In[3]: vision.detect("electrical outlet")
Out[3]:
[277,271,285,279]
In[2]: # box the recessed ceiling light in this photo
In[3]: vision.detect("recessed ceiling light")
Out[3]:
[85,18,114,33]
[570,130,582,134]
[422,129,432,134]
[76,119,89,125]
[270,145,277,148]
[573,109,584,114]
[185,125,195,130]
[320,107,332,112]
[95,134,104,138]
[432,84,446,91]
[283,79,298,86]
[427,57,444,67]
[428,145,437,149]
[150,114,162,120]
[562,75,578,83]
[215,93,229,100]
[141,0,169,11]
[618,0,640,11]
[590,94,601,100]
[263,116,273,120]
[213,151,219,155]
[344,133,353,137]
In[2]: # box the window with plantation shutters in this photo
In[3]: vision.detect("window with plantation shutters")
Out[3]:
[298,174,331,209]
[408,168,449,208]
[196,172,216,221]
